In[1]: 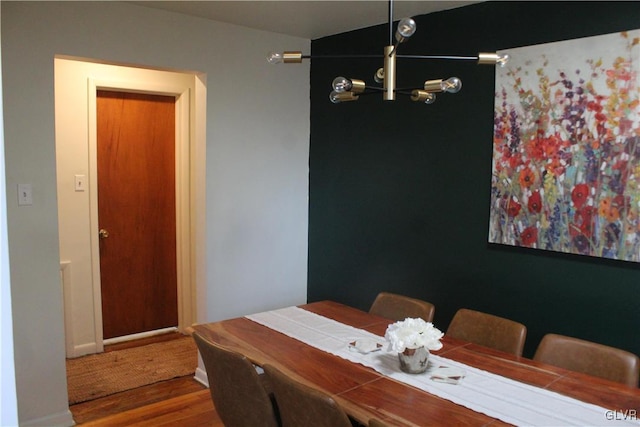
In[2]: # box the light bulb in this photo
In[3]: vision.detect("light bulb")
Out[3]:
[497,54,510,67]
[442,77,462,93]
[267,52,283,64]
[395,18,416,42]
[411,90,436,104]
[329,91,359,103]
[374,68,384,84]
[329,91,342,104]
[332,76,353,93]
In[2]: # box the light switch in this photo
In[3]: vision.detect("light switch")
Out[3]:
[75,174,86,192]
[17,184,32,206]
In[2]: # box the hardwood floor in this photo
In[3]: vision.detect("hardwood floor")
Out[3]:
[80,386,223,426]
[68,333,224,426]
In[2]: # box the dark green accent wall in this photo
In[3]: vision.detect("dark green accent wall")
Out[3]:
[308,1,640,358]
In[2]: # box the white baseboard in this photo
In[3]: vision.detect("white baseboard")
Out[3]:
[193,367,209,387]
[20,409,75,427]
[68,342,98,358]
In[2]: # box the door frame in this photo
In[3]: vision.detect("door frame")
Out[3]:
[88,79,192,350]
[55,57,206,357]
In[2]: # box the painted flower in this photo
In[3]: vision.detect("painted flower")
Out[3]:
[528,190,542,214]
[574,206,595,237]
[385,318,444,353]
[505,197,522,217]
[598,198,612,217]
[520,226,538,247]
[571,184,590,209]
[607,206,621,222]
[613,194,630,215]
[519,167,536,188]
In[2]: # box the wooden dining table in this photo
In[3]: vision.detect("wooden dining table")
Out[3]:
[192,300,640,426]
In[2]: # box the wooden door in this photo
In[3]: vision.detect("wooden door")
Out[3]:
[97,90,178,340]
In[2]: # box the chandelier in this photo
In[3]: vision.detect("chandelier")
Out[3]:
[267,0,509,104]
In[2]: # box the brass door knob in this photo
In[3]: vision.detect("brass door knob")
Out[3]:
[99,229,110,239]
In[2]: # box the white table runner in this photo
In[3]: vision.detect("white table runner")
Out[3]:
[246,306,640,426]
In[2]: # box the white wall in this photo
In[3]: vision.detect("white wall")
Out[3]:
[1,2,309,425]
[0,5,19,425]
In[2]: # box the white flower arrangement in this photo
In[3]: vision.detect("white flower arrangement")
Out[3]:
[384,317,444,353]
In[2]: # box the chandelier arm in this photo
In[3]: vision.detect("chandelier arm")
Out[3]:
[360,90,383,96]
[303,54,383,59]
[303,54,481,60]
[352,88,437,99]
[395,87,426,93]
[337,87,421,97]
[388,0,393,46]
[346,88,436,96]
[395,90,417,97]
[396,55,479,61]
[341,88,387,97]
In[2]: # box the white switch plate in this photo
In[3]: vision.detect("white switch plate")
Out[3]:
[17,183,32,206]
[74,174,86,192]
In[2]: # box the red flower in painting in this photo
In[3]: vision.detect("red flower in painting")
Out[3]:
[613,159,628,171]
[507,152,523,170]
[613,195,630,215]
[571,184,590,209]
[526,138,545,161]
[520,226,538,247]
[506,197,521,217]
[528,191,542,214]
[541,134,562,158]
[571,206,595,238]
[519,167,536,188]
[578,206,595,237]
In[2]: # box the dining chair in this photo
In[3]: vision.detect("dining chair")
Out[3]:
[369,292,435,322]
[446,308,527,356]
[192,332,280,427]
[263,364,353,427]
[533,333,640,387]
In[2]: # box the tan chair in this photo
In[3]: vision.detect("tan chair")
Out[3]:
[263,364,352,427]
[447,308,527,356]
[192,332,279,427]
[533,333,640,387]
[369,292,435,322]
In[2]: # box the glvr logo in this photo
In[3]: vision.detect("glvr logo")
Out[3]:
[606,409,637,420]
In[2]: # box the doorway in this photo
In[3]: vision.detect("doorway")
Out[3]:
[55,58,206,357]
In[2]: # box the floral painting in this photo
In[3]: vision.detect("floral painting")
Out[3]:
[489,30,640,262]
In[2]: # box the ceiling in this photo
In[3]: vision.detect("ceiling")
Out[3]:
[131,1,482,40]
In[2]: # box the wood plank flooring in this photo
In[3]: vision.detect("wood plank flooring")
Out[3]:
[68,333,224,426]
[78,385,223,426]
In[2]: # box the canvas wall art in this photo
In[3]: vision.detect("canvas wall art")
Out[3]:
[489,30,640,261]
